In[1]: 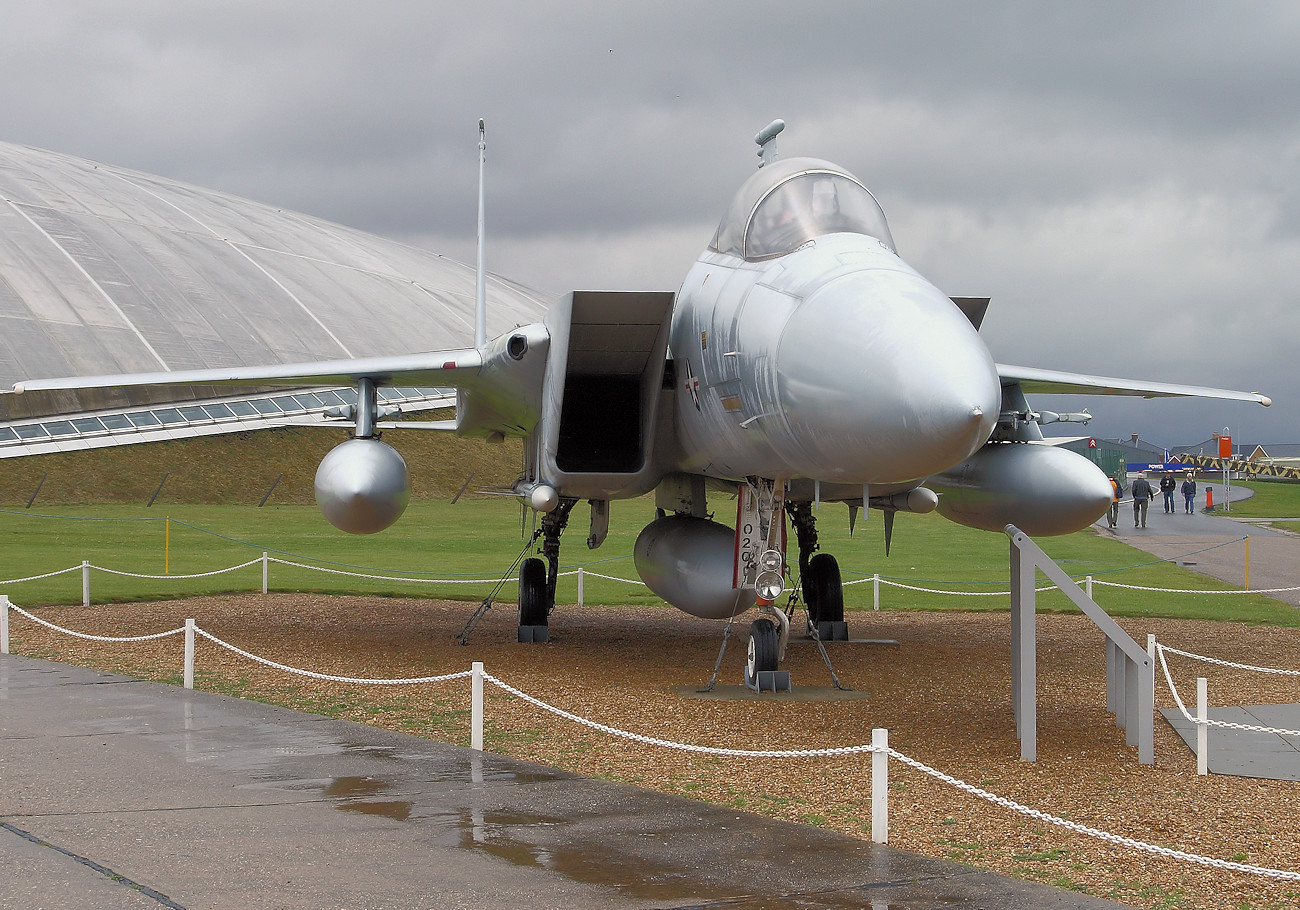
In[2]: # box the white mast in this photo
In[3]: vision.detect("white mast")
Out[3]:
[475,119,487,349]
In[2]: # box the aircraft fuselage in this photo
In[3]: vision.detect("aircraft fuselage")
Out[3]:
[668,232,1000,493]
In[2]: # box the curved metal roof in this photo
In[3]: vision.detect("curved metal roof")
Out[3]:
[0,141,550,420]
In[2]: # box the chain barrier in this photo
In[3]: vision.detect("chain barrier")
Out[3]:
[1095,579,1300,594]
[3,557,1290,599]
[7,603,1298,882]
[267,557,502,584]
[1159,644,1300,677]
[884,746,1300,881]
[0,566,82,585]
[193,628,472,685]
[1155,643,1300,738]
[7,603,185,642]
[95,558,263,580]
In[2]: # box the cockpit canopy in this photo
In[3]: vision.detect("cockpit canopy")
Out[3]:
[710,157,895,260]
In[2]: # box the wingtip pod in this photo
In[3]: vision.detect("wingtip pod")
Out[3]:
[1260,395,1273,407]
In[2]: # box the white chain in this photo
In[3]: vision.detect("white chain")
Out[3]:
[570,571,646,585]
[7,604,185,642]
[1156,644,1300,738]
[1094,579,1300,594]
[885,748,1300,881]
[1158,644,1300,676]
[193,628,472,685]
[268,557,501,584]
[0,566,82,584]
[483,672,876,757]
[857,578,1056,595]
[93,559,263,580]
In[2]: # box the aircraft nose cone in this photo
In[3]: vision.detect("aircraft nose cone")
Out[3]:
[774,270,1000,483]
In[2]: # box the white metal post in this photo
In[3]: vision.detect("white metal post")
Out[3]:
[1,595,9,654]
[184,619,195,690]
[872,573,880,611]
[1085,575,1093,599]
[471,661,484,751]
[871,728,888,843]
[577,568,584,607]
[82,560,90,607]
[1197,677,1208,776]
[262,552,269,594]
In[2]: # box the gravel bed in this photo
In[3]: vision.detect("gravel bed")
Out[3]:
[9,594,1300,909]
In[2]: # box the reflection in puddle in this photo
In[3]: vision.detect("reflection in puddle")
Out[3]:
[339,800,412,821]
[454,809,750,903]
[323,776,388,799]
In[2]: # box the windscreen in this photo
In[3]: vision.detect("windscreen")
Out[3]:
[744,172,895,259]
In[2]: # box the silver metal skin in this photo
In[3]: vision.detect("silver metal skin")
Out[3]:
[929,442,1115,536]
[669,230,1001,486]
[314,437,410,535]
[633,515,756,619]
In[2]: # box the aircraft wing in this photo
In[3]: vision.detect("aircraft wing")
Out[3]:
[11,349,483,395]
[996,363,1272,406]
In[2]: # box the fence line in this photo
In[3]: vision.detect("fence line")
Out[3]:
[3,597,1298,882]
[3,556,1289,609]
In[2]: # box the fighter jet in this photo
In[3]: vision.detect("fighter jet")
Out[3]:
[11,121,1270,682]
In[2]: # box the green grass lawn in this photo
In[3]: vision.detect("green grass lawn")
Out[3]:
[3,493,1294,625]
[1210,478,1300,519]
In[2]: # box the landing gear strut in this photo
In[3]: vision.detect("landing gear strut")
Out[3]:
[517,498,575,643]
[788,502,848,641]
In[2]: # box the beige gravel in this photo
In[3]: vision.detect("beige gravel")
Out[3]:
[9,595,1300,910]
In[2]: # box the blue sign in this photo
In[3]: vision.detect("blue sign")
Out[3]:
[1126,462,1193,472]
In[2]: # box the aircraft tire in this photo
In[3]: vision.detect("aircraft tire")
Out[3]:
[806,553,844,625]
[747,618,779,676]
[519,557,549,627]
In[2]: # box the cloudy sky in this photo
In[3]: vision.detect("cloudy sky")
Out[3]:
[2,1,1296,448]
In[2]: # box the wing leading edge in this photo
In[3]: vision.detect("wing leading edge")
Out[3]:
[997,363,1272,406]
[10,349,483,394]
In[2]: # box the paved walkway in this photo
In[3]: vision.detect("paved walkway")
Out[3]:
[0,655,1132,910]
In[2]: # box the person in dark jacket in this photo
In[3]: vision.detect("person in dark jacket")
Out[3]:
[1107,476,1125,528]
[1181,475,1197,514]
[1130,475,1155,528]
[1159,473,1177,513]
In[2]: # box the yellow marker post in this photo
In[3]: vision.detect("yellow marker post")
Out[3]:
[1245,535,1249,591]
[165,517,170,575]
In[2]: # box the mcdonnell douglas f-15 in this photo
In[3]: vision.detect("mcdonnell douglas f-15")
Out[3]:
[12,121,1270,681]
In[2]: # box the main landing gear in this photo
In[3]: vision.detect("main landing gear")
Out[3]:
[517,498,575,643]
[788,502,848,641]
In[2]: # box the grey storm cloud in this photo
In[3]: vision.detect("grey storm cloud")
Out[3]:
[0,0,1296,445]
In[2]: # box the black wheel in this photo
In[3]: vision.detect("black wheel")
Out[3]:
[519,557,550,626]
[805,553,844,625]
[747,618,779,677]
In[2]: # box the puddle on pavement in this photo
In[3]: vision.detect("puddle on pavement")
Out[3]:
[450,808,752,903]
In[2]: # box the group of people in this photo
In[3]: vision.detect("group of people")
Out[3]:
[1107,471,1198,529]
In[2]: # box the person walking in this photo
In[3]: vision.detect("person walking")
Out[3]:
[1181,475,1197,514]
[1107,475,1125,528]
[1131,475,1155,528]
[1159,472,1177,513]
